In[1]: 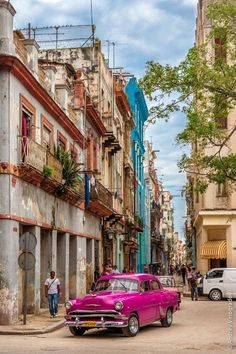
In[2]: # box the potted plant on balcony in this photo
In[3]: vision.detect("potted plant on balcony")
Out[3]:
[43,165,54,178]
[54,146,81,196]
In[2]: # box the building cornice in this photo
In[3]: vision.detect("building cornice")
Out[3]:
[0,55,84,148]
[0,0,16,16]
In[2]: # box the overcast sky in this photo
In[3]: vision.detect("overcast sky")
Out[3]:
[11,0,198,239]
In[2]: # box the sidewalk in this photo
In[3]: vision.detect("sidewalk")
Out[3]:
[0,306,65,335]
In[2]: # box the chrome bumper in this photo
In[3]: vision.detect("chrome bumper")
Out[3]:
[65,320,128,328]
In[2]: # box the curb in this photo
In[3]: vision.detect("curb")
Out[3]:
[0,319,64,335]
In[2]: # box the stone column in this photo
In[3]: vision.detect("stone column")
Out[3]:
[227,218,236,268]
[196,226,208,273]
[0,219,19,324]
[57,232,69,303]
[51,229,57,273]
[77,236,87,297]
[0,1,16,55]
[34,226,41,314]
[64,233,70,301]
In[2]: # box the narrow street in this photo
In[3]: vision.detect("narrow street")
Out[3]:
[0,298,235,354]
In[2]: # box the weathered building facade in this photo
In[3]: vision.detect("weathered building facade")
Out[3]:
[186,0,236,273]
[0,1,102,324]
[126,78,149,272]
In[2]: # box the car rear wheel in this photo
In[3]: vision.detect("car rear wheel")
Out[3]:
[160,308,173,327]
[122,314,139,337]
[209,289,222,301]
[69,327,86,336]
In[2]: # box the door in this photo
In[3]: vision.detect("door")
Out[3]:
[204,269,224,295]
[150,279,163,320]
[223,271,236,298]
[138,280,154,324]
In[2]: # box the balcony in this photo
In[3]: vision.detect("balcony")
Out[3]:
[134,214,144,232]
[18,138,84,206]
[88,180,113,216]
[124,152,133,170]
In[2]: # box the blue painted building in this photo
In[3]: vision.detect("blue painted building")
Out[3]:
[126,78,149,272]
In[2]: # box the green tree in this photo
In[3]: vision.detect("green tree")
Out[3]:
[140,0,236,192]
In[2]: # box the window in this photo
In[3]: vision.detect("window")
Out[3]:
[151,280,161,290]
[215,37,226,61]
[42,116,54,154]
[140,280,150,292]
[207,270,224,279]
[93,138,98,171]
[217,182,227,197]
[70,143,78,161]
[214,94,228,130]
[57,131,67,152]
[20,95,36,139]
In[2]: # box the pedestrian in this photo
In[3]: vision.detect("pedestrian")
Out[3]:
[129,267,135,273]
[122,267,129,273]
[169,264,175,276]
[111,265,120,274]
[187,266,192,289]
[189,267,198,301]
[44,271,61,318]
[181,264,187,285]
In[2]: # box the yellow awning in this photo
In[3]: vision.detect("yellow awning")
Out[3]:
[200,240,227,259]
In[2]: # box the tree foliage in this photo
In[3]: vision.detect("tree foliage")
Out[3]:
[140,0,236,192]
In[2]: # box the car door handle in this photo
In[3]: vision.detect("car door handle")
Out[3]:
[219,280,223,283]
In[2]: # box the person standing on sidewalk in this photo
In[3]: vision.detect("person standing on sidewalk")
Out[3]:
[45,271,61,318]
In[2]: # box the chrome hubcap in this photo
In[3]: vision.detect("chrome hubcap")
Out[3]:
[167,310,172,324]
[129,317,138,334]
[212,291,220,300]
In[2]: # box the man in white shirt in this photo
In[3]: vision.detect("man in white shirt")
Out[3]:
[45,271,61,318]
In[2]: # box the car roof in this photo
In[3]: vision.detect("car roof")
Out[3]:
[98,273,158,281]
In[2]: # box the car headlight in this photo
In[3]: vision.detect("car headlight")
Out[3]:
[65,301,73,310]
[115,301,124,311]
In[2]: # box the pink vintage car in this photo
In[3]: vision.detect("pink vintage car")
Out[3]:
[65,273,179,337]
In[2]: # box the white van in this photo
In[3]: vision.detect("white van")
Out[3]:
[203,268,236,301]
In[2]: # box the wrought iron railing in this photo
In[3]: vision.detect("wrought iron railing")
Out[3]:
[90,180,113,210]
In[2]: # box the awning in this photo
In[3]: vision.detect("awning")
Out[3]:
[200,240,227,259]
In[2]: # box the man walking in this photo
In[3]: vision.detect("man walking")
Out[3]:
[45,271,61,318]
[189,267,198,301]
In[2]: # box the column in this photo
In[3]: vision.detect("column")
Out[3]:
[57,232,69,303]
[77,237,87,297]
[34,226,41,314]
[197,226,208,273]
[0,219,19,324]
[51,229,57,273]
[227,219,236,267]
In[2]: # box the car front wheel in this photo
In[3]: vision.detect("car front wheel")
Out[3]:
[209,289,222,301]
[160,308,173,327]
[122,314,139,337]
[69,327,86,336]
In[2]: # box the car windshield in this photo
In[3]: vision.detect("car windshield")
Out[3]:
[159,277,175,287]
[94,278,138,292]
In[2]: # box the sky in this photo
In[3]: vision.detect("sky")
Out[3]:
[11,0,198,239]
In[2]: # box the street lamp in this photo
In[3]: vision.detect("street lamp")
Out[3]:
[106,228,115,240]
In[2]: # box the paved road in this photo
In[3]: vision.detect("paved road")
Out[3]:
[0,298,235,354]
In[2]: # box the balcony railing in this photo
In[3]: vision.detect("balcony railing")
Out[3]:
[90,180,113,210]
[134,214,144,231]
[20,138,63,182]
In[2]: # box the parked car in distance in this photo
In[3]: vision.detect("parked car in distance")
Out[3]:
[65,273,179,337]
[203,268,236,301]
[157,276,181,308]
